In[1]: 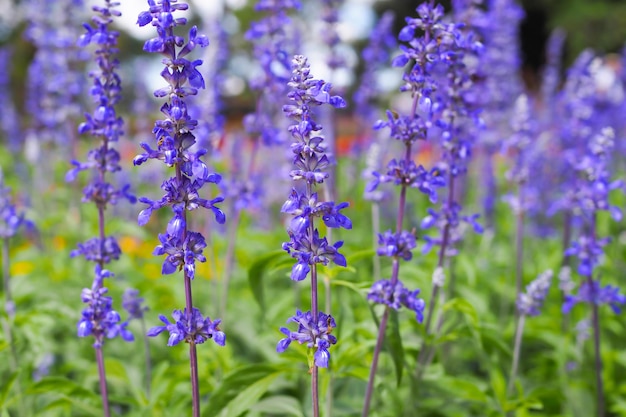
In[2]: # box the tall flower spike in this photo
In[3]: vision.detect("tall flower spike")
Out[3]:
[277,55,347,417]
[72,3,135,416]
[136,2,225,416]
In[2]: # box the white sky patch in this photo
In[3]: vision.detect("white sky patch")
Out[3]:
[338,2,375,42]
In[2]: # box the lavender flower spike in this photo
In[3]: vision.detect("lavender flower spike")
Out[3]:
[136,2,225,415]
[72,2,134,416]
[278,55,348,417]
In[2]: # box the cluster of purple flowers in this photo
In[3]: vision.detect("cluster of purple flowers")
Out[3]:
[148,307,225,347]
[368,280,425,322]
[244,0,300,147]
[77,266,134,347]
[24,0,85,148]
[0,173,33,240]
[134,0,225,347]
[276,55,348,367]
[277,310,337,368]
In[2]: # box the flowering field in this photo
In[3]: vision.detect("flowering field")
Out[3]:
[1,0,626,416]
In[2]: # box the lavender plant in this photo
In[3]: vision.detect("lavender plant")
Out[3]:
[361,2,476,413]
[67,2,137,415]
[559,126,624,417]
[1,169,34,363]
[134,1,226,415]
[394,1,483,375]
[355,11,396,283]
[24,0,85,153]
[477,0,525,229]
[220,0,301,318]
[502,94,538,301]
[276,55,348,417]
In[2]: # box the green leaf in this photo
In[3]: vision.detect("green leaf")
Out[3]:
[331,279,366,297]
[441,377,489,403]
[36,397,72,414]
[489,368,507,410]
[251,395,304,417]
[443,297,479,328]
[222,373,280,417]
[28,377,99,403]
[203,364,281,417]
[386,309,404,386]
[247,250,285,311]
[0,371,17,408]
[346,249,377,264]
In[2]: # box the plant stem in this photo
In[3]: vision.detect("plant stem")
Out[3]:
[140,317,152,399]
[1,246,27,417]
[362,140,411,417]
[323,230,333,417]
[590,291,604,417]
[306,179,320,417]
[220,208,240,318]
[3,238,13,315]
[417,170,455,378]
[185,271,201,417]
[514,185,524,304]
[95,346,111,417]
[361,306,391,417]
[220,135,259,319]
[588,214,605,417]
[507,313,526,396]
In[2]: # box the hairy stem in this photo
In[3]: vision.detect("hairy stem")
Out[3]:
[95,346,111,417]
[514,186,524,305]
[507,313,526,396]
[306,179,320,417]
[590,292,604,417]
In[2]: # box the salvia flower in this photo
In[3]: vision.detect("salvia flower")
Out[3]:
[147,308,225,347]
[368,279,426,322]
[280,55,349,283]
[376,230,417,261]
[563,281,626,314]
[135,2,226,375]
[122,289,149,320]
[517,270,553,316]
[277,310,337,368]
[0,172,33,239]
[78,265,134,348]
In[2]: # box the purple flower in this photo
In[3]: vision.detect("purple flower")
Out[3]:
[563,281,626,314]
[147,307,225,347]
[276,310,337,368]
[368,279,426,322]
[122,289,149,320]
[78,265,134,348]
[280,55,349,282]
[517,270,553,316]
[70,236,121,265]
[376,230,417,261]
[136,0,226,352]
[0,172,34,239]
